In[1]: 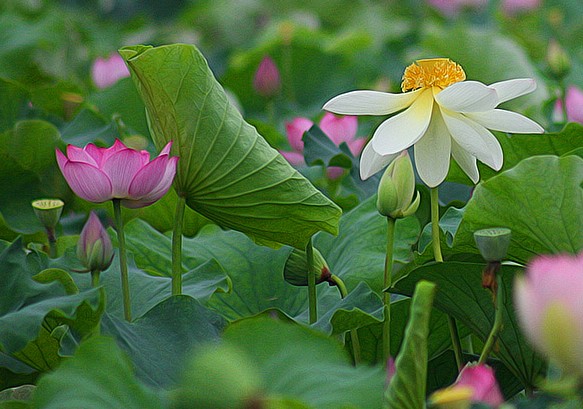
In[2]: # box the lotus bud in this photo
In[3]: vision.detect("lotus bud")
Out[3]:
[376,151,420,219]
[253,56,281,98]
[77,212,114,273]
[172,344,264,409]
[547,39,571,80]
[428,386,473,409]
[32,199,64,231]
[283,247,331,286]
[473,228,511,262]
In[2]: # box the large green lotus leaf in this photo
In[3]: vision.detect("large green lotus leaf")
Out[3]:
[392,262,545,390]
[0,120,66,234]
[120,44,341,248]
[0,239,103,372]
[224,317,385,409]
[455,155,583,263]
[385,281,436,409]
[315,195,421,294]
[101,295,226,388]
[31,337,163,409]
[448,123,583,185]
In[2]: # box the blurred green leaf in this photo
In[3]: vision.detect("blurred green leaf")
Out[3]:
[0,79,29,132]
[31,336,163,409]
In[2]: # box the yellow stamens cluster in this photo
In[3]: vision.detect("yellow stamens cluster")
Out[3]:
[401,58,466,92]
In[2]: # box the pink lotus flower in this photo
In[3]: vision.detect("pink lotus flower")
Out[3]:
[280,113,367,169]
[253,56,281,98]
[515,252,583,378]
[56,139,178,208]
[455,363,504,407]
[91,53,130,89]
[554,86,583,124]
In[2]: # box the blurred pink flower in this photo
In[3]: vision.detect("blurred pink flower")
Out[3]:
[455,363,504,407]
[253,56,281,98]
[554,86,583,124]
[502,0,540,15]
[280,113,367,172]
[77,211,114,272]
[515,252,583,378]
[56,139,178,208]
[427,0,487,15]
[91,53,130,89]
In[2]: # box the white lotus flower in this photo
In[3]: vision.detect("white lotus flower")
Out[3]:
[323,58,544,187]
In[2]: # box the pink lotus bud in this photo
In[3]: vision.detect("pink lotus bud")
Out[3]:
[77,212,113,272]
[285,117,313,153]
[91,53,130,89]
[253,56,281,98]
[554,86,583,124]
[454,363,504,407]
[515,252,583,378]
[56,139,178,208]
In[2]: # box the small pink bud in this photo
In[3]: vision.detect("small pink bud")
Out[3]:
[554,86,583,124]
[91,53,130,89]
[253,56,281,98]
[77,212,114,272]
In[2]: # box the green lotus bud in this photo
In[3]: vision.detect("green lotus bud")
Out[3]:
[171,344,264,409]
[283,247,331,286]
[32,199,64,230]
[376,151,420,219]
[473,228,512,262]
[547,39,571,80]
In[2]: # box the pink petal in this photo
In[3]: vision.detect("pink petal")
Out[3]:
[61,161,113,203]
[456,364,504,407]
[347,138,367,156]
[160,141,173,156]
[91,53,130,89]
[101,147,146,198]
[565,86,583,124]
[84,144,105,166]
[123,156,178,208]
[319,112,358,145]
[66,145,98,167]
[285,118,313,152]
[279,150,305,166]
[128,155,170,198]
[326,166,345,180]
[56,149,70,173]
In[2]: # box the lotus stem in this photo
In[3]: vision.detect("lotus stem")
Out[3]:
[383,217,396,368]
[479,273,505,365]
[91,270,100,288]
[113,199,131,322]
[172,195,186,296]
[330,274,362,365]
[306,237,317,324]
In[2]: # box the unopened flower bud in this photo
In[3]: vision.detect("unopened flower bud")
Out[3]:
[473,227,511,262]
[77,212,113,272]
[284,247,331,286]
[253,56,281,98]
[32,199,64,230]
[547,39,571,80]
[376,151,420,219]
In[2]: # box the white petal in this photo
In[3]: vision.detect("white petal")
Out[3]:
[441,109,503,171]
[371,89,433,155]
[435,81,498,112]
[323,89,421,116]
[359,141,399,180]
[489,78,536,104]
[413,109,452,188]
[465,109,544,134]
[451,139,479,184]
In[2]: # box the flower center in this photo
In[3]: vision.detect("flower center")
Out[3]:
[401,58,466,92]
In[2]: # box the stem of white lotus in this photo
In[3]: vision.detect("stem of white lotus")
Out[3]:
[383,217,396,369]
[172,195,186,296]
[113,199,131,322]
[306,237,317,324]
[430,187,443,263]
